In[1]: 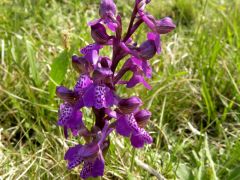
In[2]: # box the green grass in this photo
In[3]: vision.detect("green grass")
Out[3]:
[1,0,240,179]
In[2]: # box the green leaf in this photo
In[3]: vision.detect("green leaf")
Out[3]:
[228,166,240,180]
[176,163,194,180]
[25,39,41,86]
[48,49,71,97]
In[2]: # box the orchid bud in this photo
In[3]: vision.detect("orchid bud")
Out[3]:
[134,110,151,127]
[56,86,78,104]
[138,40,157,60]
[154,17,176,34]
[118,96,142,114]
[91,23,112,44]
[72,55,92,73]
[99,0,116,19]
[141,14,176,35]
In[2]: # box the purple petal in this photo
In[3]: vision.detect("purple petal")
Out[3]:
[74,74,93,94]
[56,86,78,104]
[105,20,118,32]
[80,43,103,55]
[80,161,94,179]
[99,0,117,19]
[67,111,83,136]
[127,73,152,90]
[105,86,115,106]
[92,153,105,177]
[65,143,99,172]
[72,55,92,73]
[130,128,153,148]
[82,84,95,107]
[105,109,117,118]
[140,13,155,30]
[64,145,84,169]
[94,85,110,109]
[129,57,152,78]
[155,17,176,34]
[126,114,140,133]
[78,143,100,158]
[88,18,102,26]
[134,109,151,127]
[116,114,132,137]
[139,40,157,60]
[147,32,161,54]
[100,57,112,68]
[93,68,113,81]
[84,50,99,68]
[57,103,73,126]
[91,23,112,44]
[118,96,142,114]
[130,133,145,148]
[58,103,86,137]
[64,144,82,160]
[142,60,152,78]
[83,84,115,109]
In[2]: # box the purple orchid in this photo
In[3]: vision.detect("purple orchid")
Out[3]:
[64,123,112,178]
[56,0,175,178]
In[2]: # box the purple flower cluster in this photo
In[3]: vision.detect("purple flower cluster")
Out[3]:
[56,0,175,178]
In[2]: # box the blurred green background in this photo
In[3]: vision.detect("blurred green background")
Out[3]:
[0,0,240,179]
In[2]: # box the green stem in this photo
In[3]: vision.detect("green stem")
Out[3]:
[130,148,136,172]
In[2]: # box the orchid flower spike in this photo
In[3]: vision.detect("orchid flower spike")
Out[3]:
[56,0,175,178]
